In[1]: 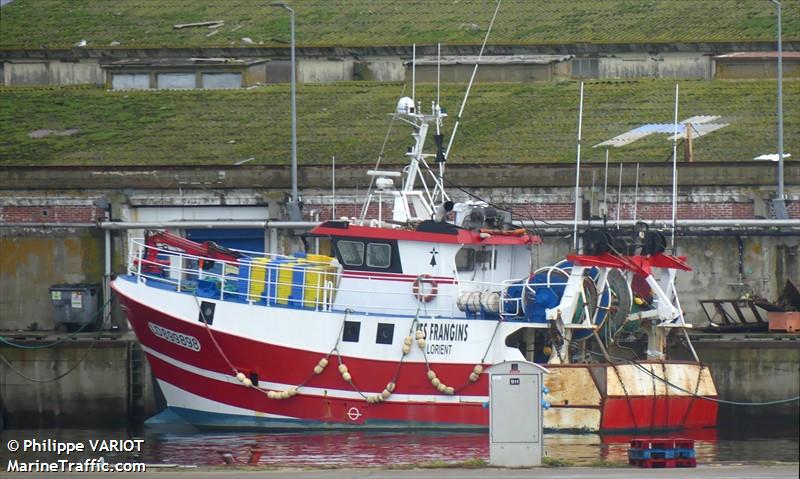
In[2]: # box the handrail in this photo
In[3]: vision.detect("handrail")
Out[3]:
[126,238,523,318]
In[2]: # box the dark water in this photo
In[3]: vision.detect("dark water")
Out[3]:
[2,427,797,466]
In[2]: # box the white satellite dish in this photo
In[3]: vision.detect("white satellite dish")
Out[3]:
[754,153,792,162]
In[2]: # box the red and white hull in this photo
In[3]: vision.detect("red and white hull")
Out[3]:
[113,276,718,431]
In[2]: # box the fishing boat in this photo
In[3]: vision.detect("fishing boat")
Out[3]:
[111,90,717,432]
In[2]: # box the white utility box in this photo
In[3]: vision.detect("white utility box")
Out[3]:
[488,360,548,467]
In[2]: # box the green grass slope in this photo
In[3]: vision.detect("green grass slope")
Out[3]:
[1,79,796,166]
[1,0,798,49]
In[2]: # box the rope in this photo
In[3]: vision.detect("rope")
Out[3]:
[679,362,704,425]
[626,357,800,406]
[0,340,99,383]
[609,360,639,430]
[0,297,114,383]
[0,297,113,349]
[194,293,237,373]
[588,350,800,407]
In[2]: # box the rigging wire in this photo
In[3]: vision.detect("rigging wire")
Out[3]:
[585,350,800,407]
[416,160,548,238]
[443,0,503,161]
[358,84,407,221]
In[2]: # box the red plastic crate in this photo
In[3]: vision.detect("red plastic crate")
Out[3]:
[629,457,697,468]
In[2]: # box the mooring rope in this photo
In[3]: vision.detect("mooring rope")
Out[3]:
[0,297,114,383]
[0,297,113,349]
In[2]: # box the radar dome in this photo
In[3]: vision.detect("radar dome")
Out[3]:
[396,96,414,115]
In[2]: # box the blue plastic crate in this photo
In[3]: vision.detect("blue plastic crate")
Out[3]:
[628,448,695,460]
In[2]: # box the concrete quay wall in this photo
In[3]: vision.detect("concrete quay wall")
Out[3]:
[0,337,158,428]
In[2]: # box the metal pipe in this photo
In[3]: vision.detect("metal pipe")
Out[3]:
[616,163,623,226]
[271,2,297,201]
[671,83,680,248]
[289,5,297,202]
[573,81,585,251]
[99,220,319,230]
[270,227,278,255]
[412,43,416,105]
[518,219,800,229]
[633,162,640,222]
[104,227,111,328]
[602,149,609,218]
[772,0,787,217]
[10,218,800,231]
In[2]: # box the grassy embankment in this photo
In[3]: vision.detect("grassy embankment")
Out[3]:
[1,79,797,167]
[1,0,798,49]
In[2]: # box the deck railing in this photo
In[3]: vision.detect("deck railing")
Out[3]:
[126,238,551,319]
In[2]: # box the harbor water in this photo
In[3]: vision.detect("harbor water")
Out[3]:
[2,426,797,467]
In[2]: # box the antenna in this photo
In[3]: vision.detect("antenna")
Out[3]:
[437,42,441,107]
[411,44,416,107]
[331,155,336,219]
[616,163,623,227]
[633,162,640,223]
[602,148,609,220]
[435,42,445,205]
[671,84,679,250]
[573,81,585,251]
[444,0,502,160]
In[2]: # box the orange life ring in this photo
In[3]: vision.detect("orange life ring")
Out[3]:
[412,274,438,303]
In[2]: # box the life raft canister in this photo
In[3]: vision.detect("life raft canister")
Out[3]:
[412,274,438,303]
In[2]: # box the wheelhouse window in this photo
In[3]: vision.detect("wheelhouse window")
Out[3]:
[456,247,496,271]
[475,249,497,269]
[366,243,391,268]
[455,248,476,271]
[337,240,365,266]
[333,238,399,272]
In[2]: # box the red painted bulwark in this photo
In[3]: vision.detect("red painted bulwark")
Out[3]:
[602,396,718,431]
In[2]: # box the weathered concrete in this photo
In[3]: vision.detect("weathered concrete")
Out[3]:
[297,58,355,83]
[1,161,798,190]
[0,229,106,332]
[2,41,797,61]
[599,52,713,80]
[2,60,103,86]
[676,334,800,424]
[3,41,798,85]
[0,336,158,428]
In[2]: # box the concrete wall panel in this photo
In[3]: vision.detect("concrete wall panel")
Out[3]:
[245,63,267,85]
[412,64,554,83]
[600,53,711,79]
[0,341,158,428]
[0,231,104,331]
[265,60,291,83]
[4,62,48,85]
[48,60,103,85]
[362,58,404,81]
[298,59,354,83]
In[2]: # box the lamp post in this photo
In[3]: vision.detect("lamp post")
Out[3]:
[771,0,787,218]
[272,2,298,203]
